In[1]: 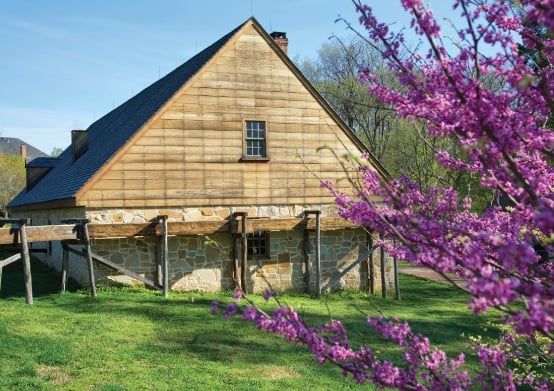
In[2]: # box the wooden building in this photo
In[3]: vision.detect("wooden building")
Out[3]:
[8,18,392,293]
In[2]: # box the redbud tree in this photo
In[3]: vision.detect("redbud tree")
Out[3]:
[213,1,554,389]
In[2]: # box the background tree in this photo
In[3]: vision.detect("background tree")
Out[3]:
[50,147,64,157]
[297,38,399,162]
[0,152,25,218]
[297,37,495,211]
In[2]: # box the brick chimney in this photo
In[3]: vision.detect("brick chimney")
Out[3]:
[270,31,288,55]
[20,144,27,161]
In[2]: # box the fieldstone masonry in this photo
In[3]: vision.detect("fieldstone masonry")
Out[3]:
[14,205,395,294]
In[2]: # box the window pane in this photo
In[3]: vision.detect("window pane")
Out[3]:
[247,231,267,258]
[245,121,266,157]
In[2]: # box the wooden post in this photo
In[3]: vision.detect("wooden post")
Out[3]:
[82,221,97,298]
[19,219,33,304]
[61,242,69,292]
[302,222,311,293]
[393,254,400,300]
[315,212,321,298]
[369,232,377,295]
[156,236,163,288]
[304,210,321,298]
[238,213,248,295]
[231,215,239,289]
[158,216,169,298]
[380,234,387,299]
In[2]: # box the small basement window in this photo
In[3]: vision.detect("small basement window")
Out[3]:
[243,120,268,160]
[247,231,269,259]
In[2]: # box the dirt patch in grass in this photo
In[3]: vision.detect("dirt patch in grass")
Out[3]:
[38,365,72,385]
[230,364,301,380]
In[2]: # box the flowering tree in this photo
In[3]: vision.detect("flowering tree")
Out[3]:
[213,1,554,389]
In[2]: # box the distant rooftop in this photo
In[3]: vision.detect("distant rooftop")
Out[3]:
[0,137,48,162]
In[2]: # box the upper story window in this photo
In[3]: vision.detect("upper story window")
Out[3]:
[244,120,268,159]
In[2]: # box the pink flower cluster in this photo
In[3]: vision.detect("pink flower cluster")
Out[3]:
[214,1,554,389]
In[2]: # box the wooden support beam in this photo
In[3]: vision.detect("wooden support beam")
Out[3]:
[234,212,248,295]
[0,228,15,245]
[369,232,377,295]
[0,217,359,246]
[0,222,81,245]
[320,246,378,295]
[63,246,160,290]
[85,217,357,239]
[61,220,97,298]
[302,225,311,293]
[380,234,387,299]
[234,217,357,234]
[156,237,163,288]
[0,253,20,293]
[231,217,239,289]
[0,253,22,268]
[304,210,321,298]
[393,254,400,300]
[25,225,81,242]
[87,220,233,238]
[61,243,69,293]
[19,221,33,304]
[159,216,169,298]
[88,222,157,238]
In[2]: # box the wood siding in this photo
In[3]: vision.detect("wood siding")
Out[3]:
[79,23,367,208]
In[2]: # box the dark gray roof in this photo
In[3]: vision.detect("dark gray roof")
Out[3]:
[26,156,60,168]
[0,137,48,161]
[9,20,245,208]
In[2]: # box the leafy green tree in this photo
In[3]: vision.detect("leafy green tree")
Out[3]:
[0,152,25,218]
[297,37,494,212]
[50,147,64,157]
[297,38,399,162]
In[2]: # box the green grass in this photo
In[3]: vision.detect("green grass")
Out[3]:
[0,255,500,390]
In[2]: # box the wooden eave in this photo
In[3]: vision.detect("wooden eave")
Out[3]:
[7,197,78,213]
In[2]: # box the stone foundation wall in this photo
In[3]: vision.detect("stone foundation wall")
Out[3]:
[11,207,87,281]
[86,204,339,223]
[10,205,395,294]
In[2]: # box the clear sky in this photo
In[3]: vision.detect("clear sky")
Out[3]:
[0,1,452,155]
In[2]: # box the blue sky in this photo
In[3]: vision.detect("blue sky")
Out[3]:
[0,1,452,155]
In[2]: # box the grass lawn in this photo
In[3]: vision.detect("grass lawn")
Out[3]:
[0,256,500,390]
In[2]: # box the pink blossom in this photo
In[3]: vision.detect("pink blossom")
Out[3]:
[215,1,554,389]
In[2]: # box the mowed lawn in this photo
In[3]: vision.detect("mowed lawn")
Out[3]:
[0,257,500,390]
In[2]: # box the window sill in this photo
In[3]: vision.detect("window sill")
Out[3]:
[240,156,270,162]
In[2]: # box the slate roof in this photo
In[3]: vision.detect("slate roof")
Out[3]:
[0,137,48,162]
[26,156,60,168]
[8,20,246,208]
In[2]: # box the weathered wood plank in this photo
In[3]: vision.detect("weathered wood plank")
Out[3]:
[237,217,359,233]
[25,225,80,242]
[87,220,234,238]
[167,221,233,236]
[86,217,357,239]
[0,253,21,267]
[0,228,15,245]
[0,225,79,244]
[88,223,157,238]
[63,246,160,290]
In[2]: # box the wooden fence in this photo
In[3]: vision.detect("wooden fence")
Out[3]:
[0,214,398,304]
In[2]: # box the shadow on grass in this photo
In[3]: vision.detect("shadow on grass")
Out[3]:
[0,254,80,299]
[0,257,500,389]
